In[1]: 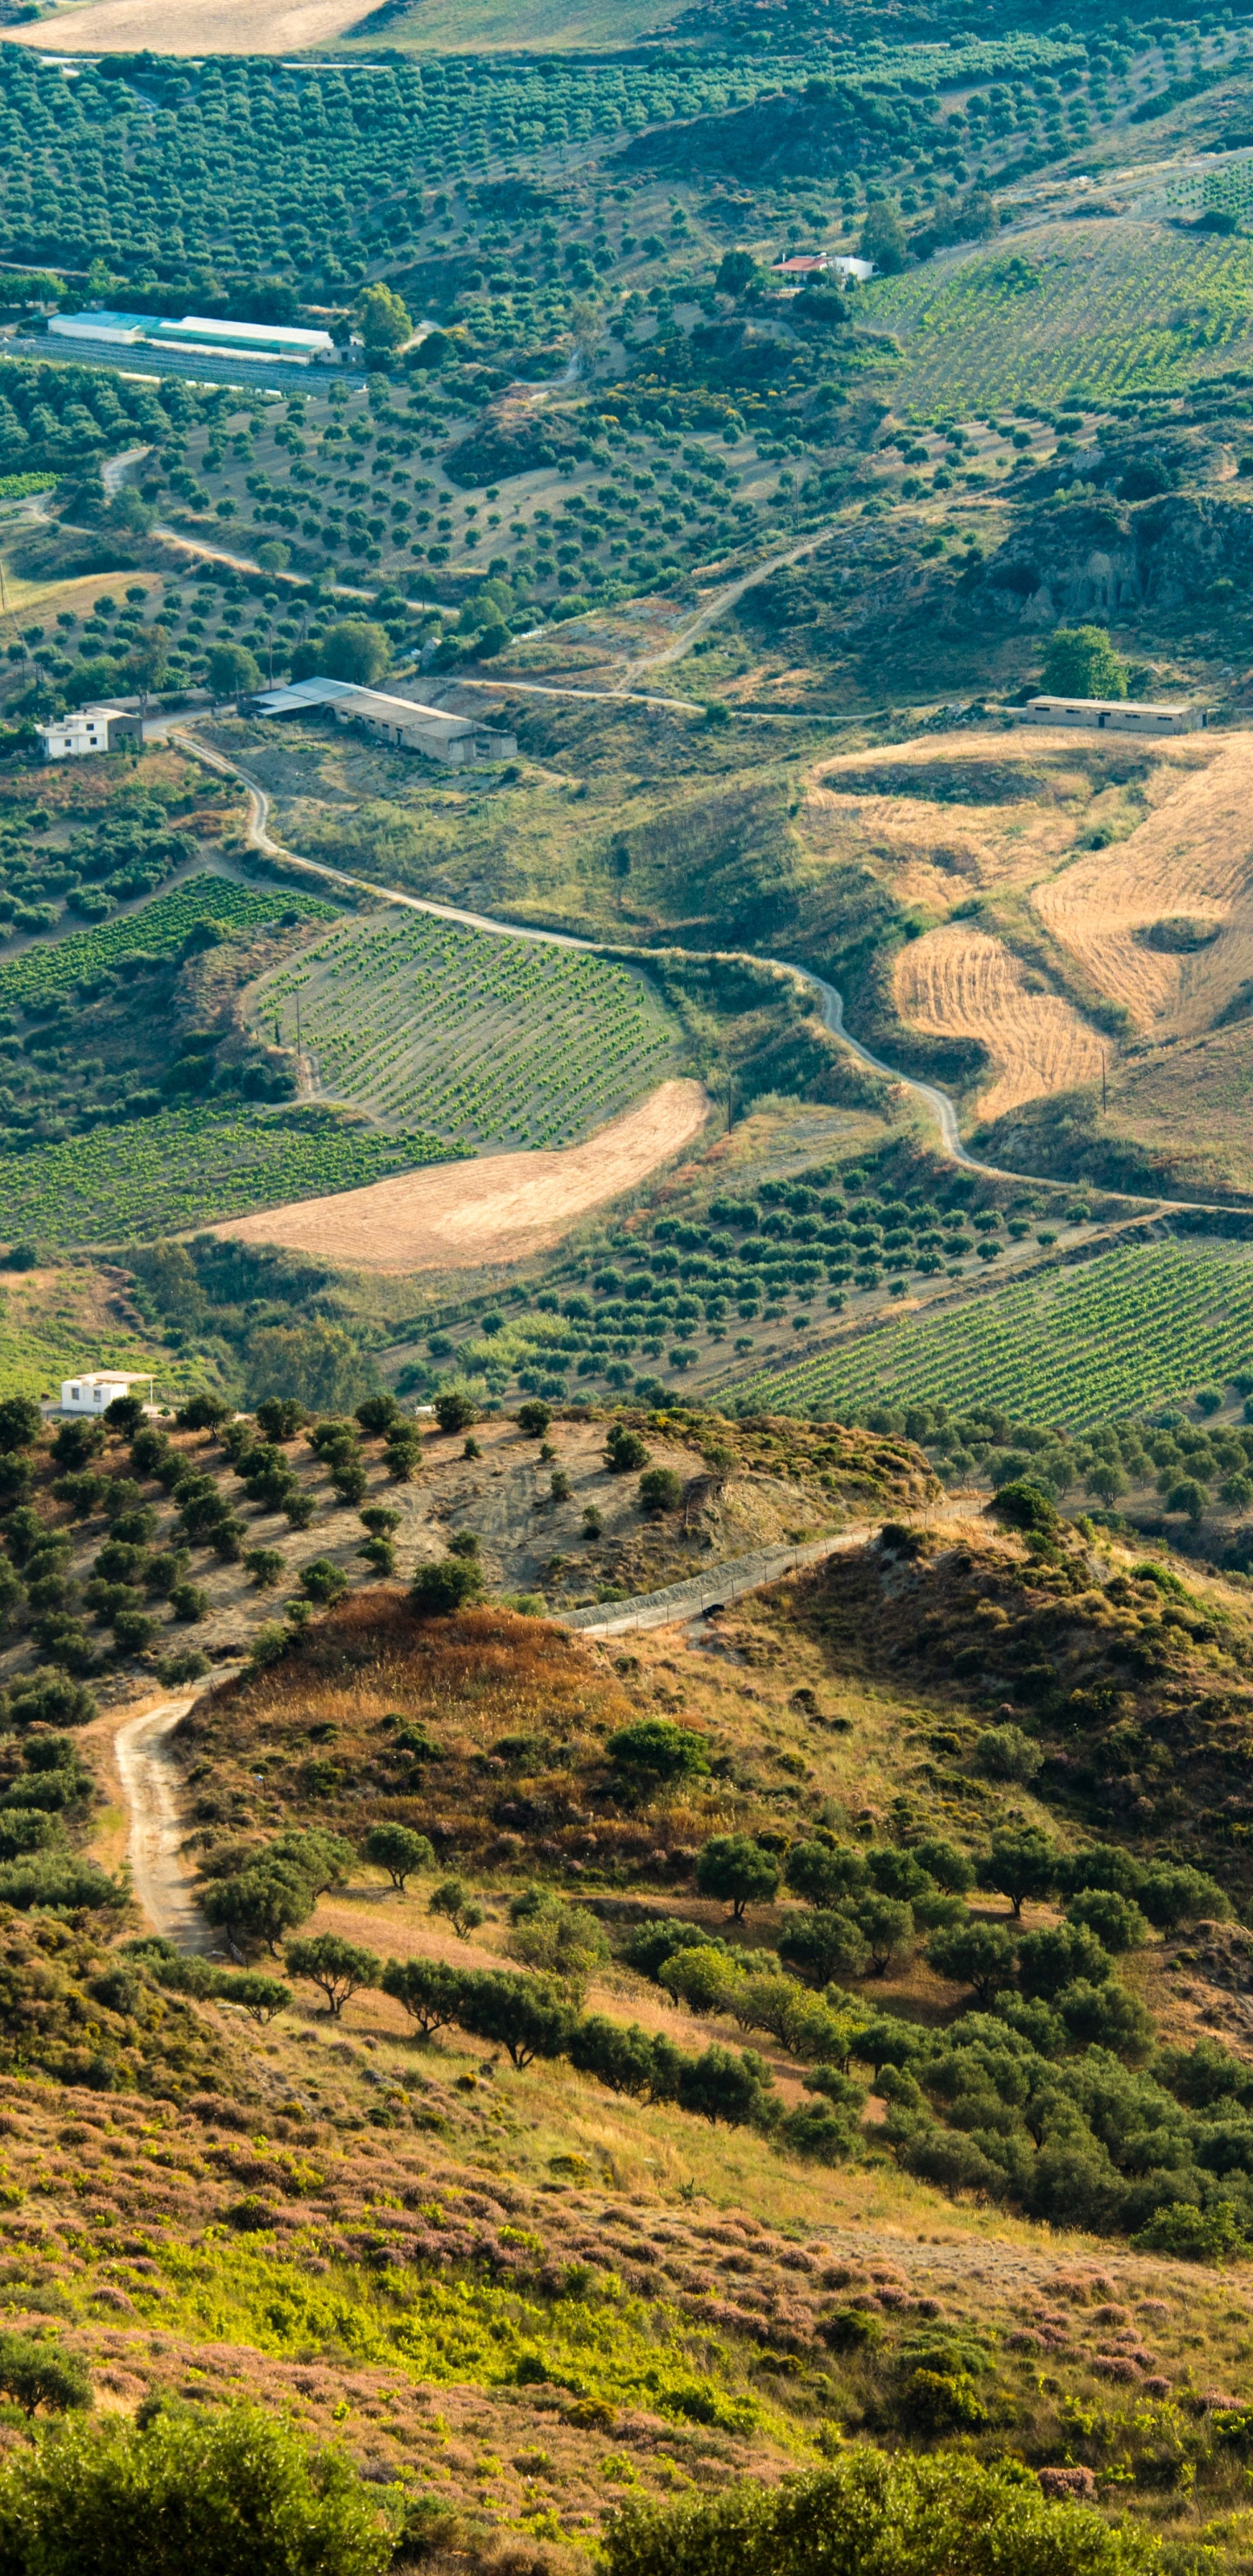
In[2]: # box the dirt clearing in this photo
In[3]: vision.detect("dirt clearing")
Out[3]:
[895,921,1106,1117]
[1033,728,1253,1036]
[18,0,374,53]
[211,1076,710,1274]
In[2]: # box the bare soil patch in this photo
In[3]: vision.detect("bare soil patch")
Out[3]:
[895,920,1106,1117]
[17,0,372,51]
[211,1075,710,1273]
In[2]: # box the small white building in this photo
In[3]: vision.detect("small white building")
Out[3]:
[38,704,144,761]
[48,309,338,366]
[60,1371,153,1415]
[1014,695,1200,736]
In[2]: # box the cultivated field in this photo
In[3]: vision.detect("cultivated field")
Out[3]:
[340,0,685,50]
[1034,727,1253,1037]
[251,910,680,1149]
[894,920,1105,1118]
[860,216,1253,409]
[211,1074,710,1272]
[734,1238,1253,1428]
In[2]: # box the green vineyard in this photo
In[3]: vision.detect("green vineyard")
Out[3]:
[862,219,1253,411]
[0,1104,459,1248]
[253,913,680,1148]
[0,875,335,1012]
[733,1241,1253,1430]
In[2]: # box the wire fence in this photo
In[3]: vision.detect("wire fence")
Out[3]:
[563,1531,857,1639]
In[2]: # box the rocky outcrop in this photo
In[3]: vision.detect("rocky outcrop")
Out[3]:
[982,491,1253,627]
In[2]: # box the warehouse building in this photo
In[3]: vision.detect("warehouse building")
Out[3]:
[48,310,338,365]
[1014,695,1200,735]
[250,675,517,768]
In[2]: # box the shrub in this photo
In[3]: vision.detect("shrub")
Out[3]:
[777,2101,860,2163]
[244,1548,286,1590]
[606,1719,710,1781]
[200,1862,314,1956]
[606,1423,650,1473]
[1065,1888,1149,1953]
[1132,2199,1249,2263]
[169,1583,210,1625]
[639,1466,683,1515]
[354,1395,402,1437]
[675,2043,775,2129]
[410,1559,484,1615]
[975,1724,1042,1783]
[434,1391,477,1434]
[255,1398,309,1441]
[696,1834,781,1921]
[600,2444,1153,2576]
[300,1559,350,1606]
[783,1840,868,1908]
[988,1479,1057,1535]
[0,2403,392,2576]
[362,1823,434,1891]
[285,1934,381,2017]
[0,1398,42,1449]
[659,1943,744,2014]
[516,1401,553,1437]
[1017,1923,1112,2000]
[0,1853,123,1912]
[505,1893,610,1997]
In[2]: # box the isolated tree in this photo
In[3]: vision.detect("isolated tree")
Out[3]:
[123,623,169,713]
[363,1823,434,1891]
[200,1862,314,1957]
[244,1548,285,1590]
[285,1933,380,2018]
[428,1878,485,1938]
[255,1398,309,1442]
[0,2332,90,2419]
[214,1972,292,2026]
[715,248,759,296]
[357,281,412,356]
[978,1827,1061,1920]
[381,1955,465,2036]
[925,1920,1017,2004]
[639,1466,683,1516]
[206,641,261,708]
[516,1401,553,1438]
[1167,1477,1208,1525]
[1040,625,1129,701]
[695,1833,781,1921]
[860,199,907,272]
[321,618,392,688]
[300,1559,350,1607]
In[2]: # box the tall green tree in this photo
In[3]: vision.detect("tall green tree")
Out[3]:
[1040,625,1129,700]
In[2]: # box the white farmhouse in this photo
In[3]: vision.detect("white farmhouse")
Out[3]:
[38,705,144,761]
[60,1370,153,1414]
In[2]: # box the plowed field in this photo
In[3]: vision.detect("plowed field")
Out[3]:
[210,1077,710,1276]
[895,921,1106,1117]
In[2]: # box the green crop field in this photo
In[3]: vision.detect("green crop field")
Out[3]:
[253,915,680,1149]
[861,220,1253,412]
[0,874,335,1012]
[732,1240,1253,1431]
[0,1104,460,1249]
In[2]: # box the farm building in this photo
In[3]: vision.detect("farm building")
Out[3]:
[49,309,338,366]
[37,704,144,761]
[59,1371,153,1415]
[1014,695,1200,735]
[249,676,517,768]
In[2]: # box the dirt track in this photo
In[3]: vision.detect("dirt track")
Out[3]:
[211,1076,710,1273]
[113,1697,212,1953]
[17,0,372,50]
[895,921,1106,1118]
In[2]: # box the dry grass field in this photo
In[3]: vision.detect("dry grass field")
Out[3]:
[894,920,1106,1118]
[1033,728,1253,1037]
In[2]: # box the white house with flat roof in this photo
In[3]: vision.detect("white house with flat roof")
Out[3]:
[37,703,143,761]
[60,1371,153,1414]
